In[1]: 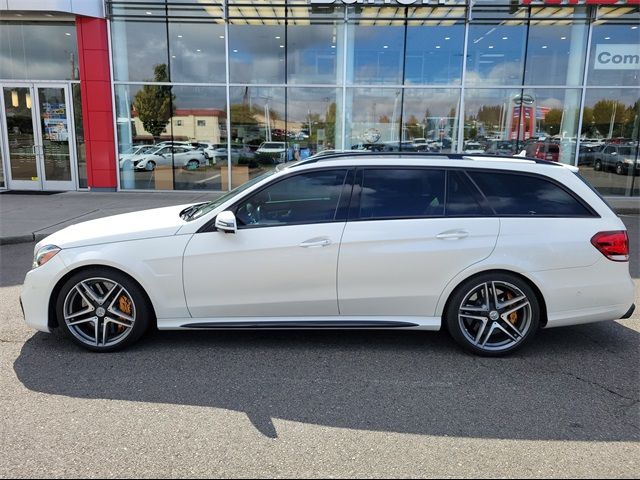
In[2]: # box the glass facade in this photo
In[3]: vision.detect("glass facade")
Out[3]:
[0,20,86,191]
[0,21,79,81]
[107,1,640,196]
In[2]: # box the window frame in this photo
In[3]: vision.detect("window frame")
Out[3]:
[465,168,600,218]
[346,166,598,222]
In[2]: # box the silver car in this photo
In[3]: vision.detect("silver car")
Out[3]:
[121,145,208,171]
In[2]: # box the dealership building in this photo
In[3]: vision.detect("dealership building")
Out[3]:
[0,0,638,196]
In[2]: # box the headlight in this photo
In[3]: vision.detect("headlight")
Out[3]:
[33,245,61,269]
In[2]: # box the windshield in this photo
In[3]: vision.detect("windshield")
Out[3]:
[183,170,278,221]
[125,146,150,155]
[261,143,284,149]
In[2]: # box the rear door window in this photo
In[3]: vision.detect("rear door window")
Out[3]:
[468,171,593,217]
[446,171,486,216]
[357,169,445,219]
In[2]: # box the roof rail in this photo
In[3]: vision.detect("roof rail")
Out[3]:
[291,150,562,167]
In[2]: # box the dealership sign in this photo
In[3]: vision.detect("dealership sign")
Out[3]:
[594,44,640,70]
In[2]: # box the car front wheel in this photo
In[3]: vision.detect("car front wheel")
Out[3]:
[594,160,602,171]
[445,272,540,356]
[187,159,199,170]
[56,268,152,352]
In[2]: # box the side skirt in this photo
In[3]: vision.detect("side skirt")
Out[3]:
[156,316,442,331]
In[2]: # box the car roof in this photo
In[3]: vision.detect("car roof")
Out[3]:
[284,151,569,174]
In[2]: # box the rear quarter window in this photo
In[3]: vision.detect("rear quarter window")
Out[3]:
[468,171,593,217]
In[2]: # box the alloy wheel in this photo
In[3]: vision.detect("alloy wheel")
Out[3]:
[63,277,136,348]
[457,280,533,353]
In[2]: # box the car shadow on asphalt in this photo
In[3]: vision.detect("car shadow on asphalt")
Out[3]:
[13,323,639,441]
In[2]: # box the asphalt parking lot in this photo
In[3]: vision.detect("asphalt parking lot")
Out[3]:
[0,215,638,478]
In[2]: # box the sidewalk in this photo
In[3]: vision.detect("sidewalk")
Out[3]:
[0,190,220,245]
[1,190,638,245]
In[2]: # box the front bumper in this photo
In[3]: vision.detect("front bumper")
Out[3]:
[20,254,69,333]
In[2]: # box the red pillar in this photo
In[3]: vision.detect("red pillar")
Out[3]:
[76,16,117,190]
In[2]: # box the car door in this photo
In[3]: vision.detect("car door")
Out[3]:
[182,168,353,318]
[338,168,500,317]
[602,145,616,169]
[154,146,173,166]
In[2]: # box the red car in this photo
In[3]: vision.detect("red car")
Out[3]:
[525,142,559,162]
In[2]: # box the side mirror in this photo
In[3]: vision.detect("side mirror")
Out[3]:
[215,210,237,234]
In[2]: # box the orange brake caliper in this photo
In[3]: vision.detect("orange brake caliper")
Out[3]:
[506,292,518,324]
[116,295,133,332]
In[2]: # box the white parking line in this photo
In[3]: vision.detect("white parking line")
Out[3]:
[195,174,221,184]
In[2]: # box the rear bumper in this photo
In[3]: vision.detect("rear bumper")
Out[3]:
[530,258,636,329]
[621,304,636,319]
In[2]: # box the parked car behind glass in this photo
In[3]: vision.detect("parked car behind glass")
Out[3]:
[525,142,559,162]
[593,144,639,175]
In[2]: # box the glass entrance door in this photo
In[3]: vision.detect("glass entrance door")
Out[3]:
[1,83,77,190]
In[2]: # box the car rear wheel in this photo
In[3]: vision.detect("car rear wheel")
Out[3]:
[187,159,199,170]
[615,163,625,175]
[445,272,540,356]
[56,268,152,352]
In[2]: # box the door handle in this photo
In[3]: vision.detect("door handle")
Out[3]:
[436,229,469,240]
[299,237,332,248]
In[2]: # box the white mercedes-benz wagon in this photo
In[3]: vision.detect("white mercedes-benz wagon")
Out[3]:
[21,152,635,356]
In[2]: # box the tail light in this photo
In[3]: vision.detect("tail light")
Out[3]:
[591,231,629,262]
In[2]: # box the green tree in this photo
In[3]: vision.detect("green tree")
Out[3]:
[133,64,174,139]
[541,108,563,135]
[476,105,503,128]
[592,99,627,137]
[230,103,258,125]
[325,102,337,148]
[404,114,422,139]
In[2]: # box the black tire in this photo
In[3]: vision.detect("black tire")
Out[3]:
[55,267,152,352]
[445,272,540,357]
[615,163,625,175]
[594,160,602,171]
[145,161,156,172]
[187,159,199,169]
